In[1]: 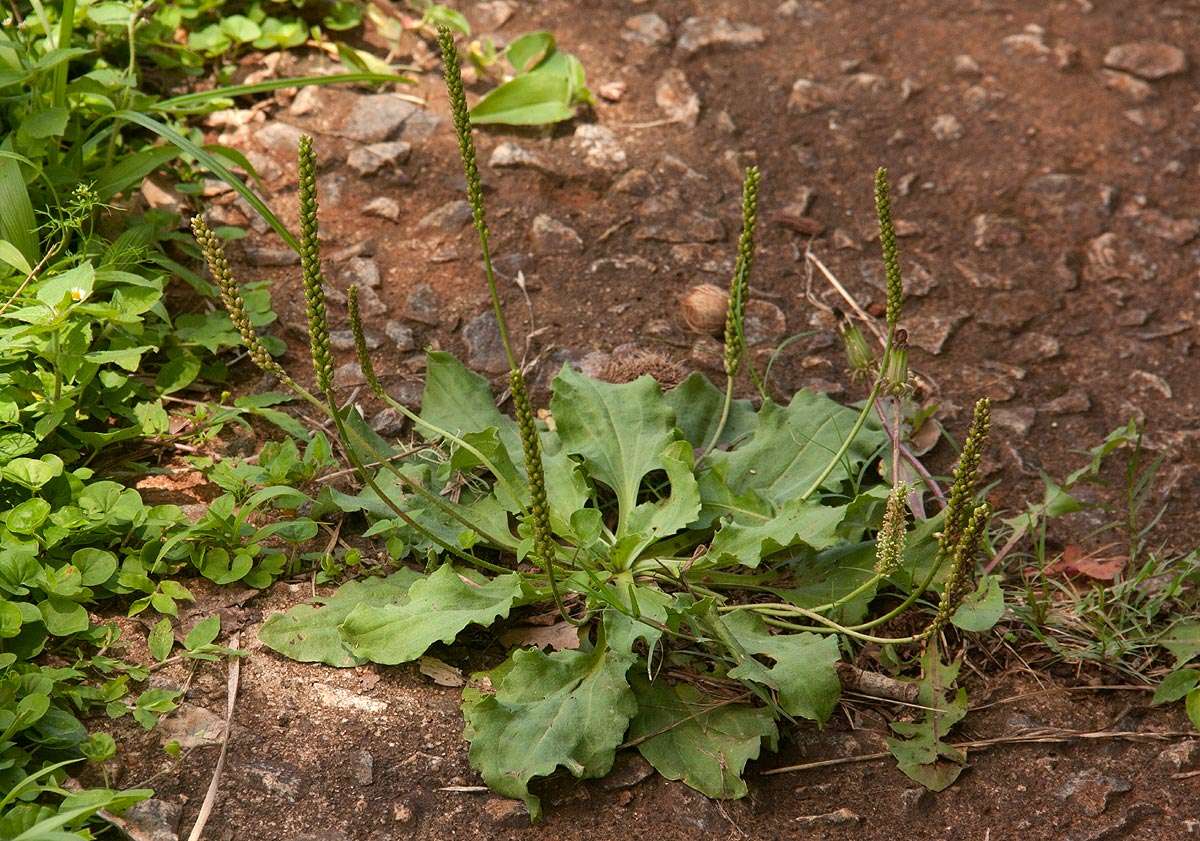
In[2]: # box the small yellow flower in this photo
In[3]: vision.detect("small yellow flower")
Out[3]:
[70,287,88,302]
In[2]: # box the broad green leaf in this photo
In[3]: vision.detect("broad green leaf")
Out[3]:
[507,31,555,73]
[470,71,574,126]
[71,549,117,586]
[551,367,680,539]
[1160,621,1200,667]
[220,14,261,43]
[771,540,879,625]
[3,456,64,489]
[148,618,173,662]
[6,498,50,534]
[951,574,1005,632]
[421,351,519,451]
[339,565,523,665]
[84,345,155,371]
[630,675,776,799]
[38,597,89,636]
[185,616,220,650]
[664,372,757,450]
[709,391,886,505]
[707,498,847,569]
[0,153,38,266]
[1187,688,1200,731]
[624,440,701,556]
[886,644,967,791]
[1152,669,1199,705]
[724,612,841,722]
[463,642,636,819]
[37,263,95,308]
[0,239,31,274]
[18,107,68,140]
[259,571,423,666]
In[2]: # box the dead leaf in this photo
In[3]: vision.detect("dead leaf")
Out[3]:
[418,656,464,687]
[500,622,581,652]
[1044,544,1127,581]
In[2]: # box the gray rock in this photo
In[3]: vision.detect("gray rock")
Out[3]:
[338,256,381,288]
[329,329,381,351]
[656,68,700,126]
[334,361,365,387]
[599,753,656,790]
[954,54,982,76]
[242,244,299,267]
[355,284,388,317]
[475,0,515,30]
[972,213,1024,249]
[1011,332,1060,363]
[1104,41,1187,79]
[1053,768,1130,816]
[743,300,787,345]
[401,109,442,143]
[352,751,374,786]
[364,196,401,221]
[931,113,964,141]
[371,407,405,436]
[676,17,765,56]
[1043,389,1091,415]
[385,320,416,351]
[347,140,411,176]
[611,168,658,197]
[158,704,225,749]
[993,407,1036,436]
[254,121,305,155]
[404,283,442,325]
[1157,740,1199,771]
[905,311,969,355]
[530,214,584,254]
[1102,70,1154,103]
[788,78,837,114]
[463,311,509,374]
[289,85,323,116]
[489,141,552,173]
[635,210,724,244]
[571,124,627,173]
[123,799,182,841]
[484,797,527,827]
[623,13,671,46]
[342,94,418,143]
[418,200,473,233]
[245,760,302,801]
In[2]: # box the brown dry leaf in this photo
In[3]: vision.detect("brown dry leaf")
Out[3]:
[500,622,582,652]
[1044,544,1127,581]
[418,656,465,687]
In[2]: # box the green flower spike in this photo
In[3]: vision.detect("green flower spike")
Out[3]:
[723,165,762,381]
[929,502,991,636]
[940,397,991,558]
[874,483,911,576]
[298,134,334,394]
[874,166,903,335]
[348,285,384,398]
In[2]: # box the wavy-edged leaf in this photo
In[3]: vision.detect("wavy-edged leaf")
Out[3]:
[463,642,636,819]
[706,498,847,569]
[709,391,886,505]
[551,367,680,539]
[339,565,523,665]
[258,570,421,666]
[886,643,968,791]
[951,574,1004,632]
[630,674,777,799]
[725,612,841,722]
[665,372,757,450]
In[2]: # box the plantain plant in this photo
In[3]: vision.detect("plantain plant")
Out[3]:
[194,26,1000,817]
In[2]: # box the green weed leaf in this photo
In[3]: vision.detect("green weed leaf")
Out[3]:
[724,612,841,722]
[463,642,636,819]
[951,574,1005,632]
[339,565,523,665]
[630,674,776,799]
[1152,669,1199,705]
[886,644,968,791]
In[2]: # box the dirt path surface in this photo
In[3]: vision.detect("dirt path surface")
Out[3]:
[118,0,1200,838]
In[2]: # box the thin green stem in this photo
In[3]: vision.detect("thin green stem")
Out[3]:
[699,375,735,461]
[798,373,885,502]
[722,603,927,645]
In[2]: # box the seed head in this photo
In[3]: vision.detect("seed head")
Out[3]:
[191,215,290,383]
[722,166,762,377]
[930,502,991,634]
[874,167,904,334]
[941,398,991,556]
[348,286,384,399]
[874,484,911,576]
[840,320,875,382]
[298,135,334,394]
[509,370,556,570]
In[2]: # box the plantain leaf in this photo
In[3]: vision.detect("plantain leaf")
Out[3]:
[709,391,886,506]
[463,641,636,819]
[951,574,1005,632]
[665,372,757,450]
[724,612,841,722]
[706,498,847,569]
[258,570,422,666]
[551,367,681,540]
[470,71,574,126]
[339,565,523,665]
[886,643,968,791]
[630,674,777,799]
[1160,621,1200,667]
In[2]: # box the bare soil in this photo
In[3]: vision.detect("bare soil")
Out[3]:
[110,0,1200,838]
